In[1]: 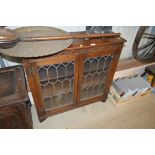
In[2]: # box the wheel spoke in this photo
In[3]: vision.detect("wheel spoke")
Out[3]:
[144,33,155,37]
[138,40,155,50]
[142,36,155,39]
[140,42,155,58]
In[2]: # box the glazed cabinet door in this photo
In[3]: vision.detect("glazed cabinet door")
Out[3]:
[77,46,122,104]
[24,54,78,120]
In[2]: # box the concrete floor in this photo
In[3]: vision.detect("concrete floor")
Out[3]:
[32,93,155,129]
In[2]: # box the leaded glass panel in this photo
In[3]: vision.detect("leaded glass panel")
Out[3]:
[80,55,112,100]
[37,62,74,110]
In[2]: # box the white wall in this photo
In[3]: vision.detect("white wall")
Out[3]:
[7,26,86,32]
[112,26,140,59]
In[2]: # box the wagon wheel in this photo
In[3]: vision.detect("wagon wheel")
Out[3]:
[133,26,155,63]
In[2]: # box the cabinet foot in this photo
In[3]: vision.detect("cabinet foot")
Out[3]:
[39,116,47,122]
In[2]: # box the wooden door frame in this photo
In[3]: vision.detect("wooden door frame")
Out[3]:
[23,54,79,121]
[77,45,124,106]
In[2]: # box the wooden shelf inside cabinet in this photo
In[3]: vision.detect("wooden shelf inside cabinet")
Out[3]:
[23,32,126,122]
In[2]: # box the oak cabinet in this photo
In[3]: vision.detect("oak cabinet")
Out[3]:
[23,34,126,122]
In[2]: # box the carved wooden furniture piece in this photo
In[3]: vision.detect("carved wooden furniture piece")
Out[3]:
[23,32,126,122]
[0,66,33,129]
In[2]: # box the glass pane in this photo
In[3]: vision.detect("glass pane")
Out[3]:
[48,66,57,80]
[80,55,112,101]
[37,61,74,110]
